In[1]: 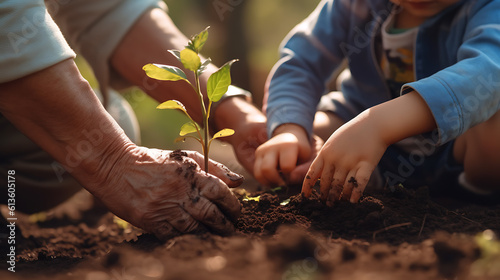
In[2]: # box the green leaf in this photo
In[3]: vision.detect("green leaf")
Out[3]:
[270,186,285,192]
[197,58,212,76]
[212,128,235,139]
[143,63,188,82]
[168,50,181,62]
[179,122,201,136]
[207,59,238,102]
[180,48,201,72]
[187,27,209,53]
[156,100,189,116]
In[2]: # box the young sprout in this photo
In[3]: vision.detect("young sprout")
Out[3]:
[142,27,236,173]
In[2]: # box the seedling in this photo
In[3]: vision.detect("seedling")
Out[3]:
[143,27,236,173]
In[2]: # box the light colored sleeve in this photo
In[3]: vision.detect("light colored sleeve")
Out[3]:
[46,0,165,93]
[0,0,75,83]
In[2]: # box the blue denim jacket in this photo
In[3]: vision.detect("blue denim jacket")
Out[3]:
[266,0,500,145]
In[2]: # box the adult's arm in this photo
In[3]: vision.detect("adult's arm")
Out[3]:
[110,8,268,173]
[0,59,242,239]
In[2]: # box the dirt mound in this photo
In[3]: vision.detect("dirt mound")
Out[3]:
[1,186,499,280]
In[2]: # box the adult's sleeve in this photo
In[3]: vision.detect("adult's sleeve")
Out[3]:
[46,0,164,94]
[0,0,75,83]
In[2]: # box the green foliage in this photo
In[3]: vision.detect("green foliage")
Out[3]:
[187,26,209,53]
[156,100,189,114]
[143,27,236,172]
[471,230,500,277]
[207,59,238,102]
[143,63,188,82]
[180,122,201,136]
[212,128,235,140]
[180,49,201,72]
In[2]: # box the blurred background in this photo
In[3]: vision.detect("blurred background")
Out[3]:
[76,0,319,179]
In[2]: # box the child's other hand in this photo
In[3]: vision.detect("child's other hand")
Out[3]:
[254,124,311,186]
[302,112,388,205]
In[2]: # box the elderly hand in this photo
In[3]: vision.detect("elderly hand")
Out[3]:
[92,146,243,240]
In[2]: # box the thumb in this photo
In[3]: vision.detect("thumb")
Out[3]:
[187,151,244,188]
[206,158,244,188]
[288,160,312,185]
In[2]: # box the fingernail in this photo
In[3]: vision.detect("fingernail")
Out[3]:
[228,172,244,182]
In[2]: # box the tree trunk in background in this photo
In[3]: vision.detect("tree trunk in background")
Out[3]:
[196,0,251,92]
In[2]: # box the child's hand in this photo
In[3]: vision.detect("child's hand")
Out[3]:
[302,92,436,205]
[254,124,312,186]
[302,112,388,205]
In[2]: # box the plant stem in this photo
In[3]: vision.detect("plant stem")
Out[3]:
[194,72,209,173]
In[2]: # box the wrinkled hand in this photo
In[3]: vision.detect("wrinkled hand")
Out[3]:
[212,96,268,176]
[228,117,268,175]
[254,124,312,186]
[302,114,388,205]
[94,146,243,240]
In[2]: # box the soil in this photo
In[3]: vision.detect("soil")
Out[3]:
[1,184,499,280]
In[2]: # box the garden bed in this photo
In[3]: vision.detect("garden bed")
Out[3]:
[1,184,499,280]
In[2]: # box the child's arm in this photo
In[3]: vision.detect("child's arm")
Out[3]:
[302,91,436,204]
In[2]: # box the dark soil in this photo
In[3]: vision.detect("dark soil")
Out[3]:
[1,185,499,280]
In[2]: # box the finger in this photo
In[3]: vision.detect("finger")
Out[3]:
[279,145,299,173]
[141,208,204,240]
[253,155,265,183]
[319,165,335,202]
[148,220,180,241]
[289,160,313,185]
[301,157,324,198]
[183,195,236,235]
[183,150,204,164]
[350,163,374,203]
[186,151,244,188]
[260,150,286,186]
[327,168,347,206]
[341,170,357,201]
[198,176,241,222]
[326,185,341,207]
[205,158,244,188]
[235,145,256,175]
[149,206,203,233]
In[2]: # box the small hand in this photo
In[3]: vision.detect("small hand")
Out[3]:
[95,147,243,240]
[211,96,268,175]
[228,118,268,175]
[254,124,311,186]
[302,113,388,205]
[285,134,324,185]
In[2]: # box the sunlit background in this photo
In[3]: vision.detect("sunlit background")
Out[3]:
[76,0,319,177]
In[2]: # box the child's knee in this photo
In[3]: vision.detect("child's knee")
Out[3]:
[457,111,500,188]
[472,110,500,153]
